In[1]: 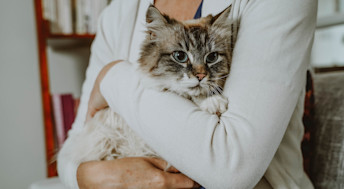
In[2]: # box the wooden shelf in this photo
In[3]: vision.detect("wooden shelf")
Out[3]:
[34,0,57,177]
[47,33,95,39]
[317,13,344,28]
[314,66,344,73]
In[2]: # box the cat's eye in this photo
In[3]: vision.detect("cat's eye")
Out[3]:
[172,51,188,63]
[206,52,218,63]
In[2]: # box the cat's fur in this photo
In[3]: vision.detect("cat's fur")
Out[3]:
[58,5,234,176]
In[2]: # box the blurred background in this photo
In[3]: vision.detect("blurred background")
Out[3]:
[0,0,343,188]
[313,0,344,71]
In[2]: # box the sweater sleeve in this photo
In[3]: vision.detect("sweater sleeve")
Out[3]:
[100,0,317,188]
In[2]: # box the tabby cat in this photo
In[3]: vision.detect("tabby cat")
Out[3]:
[58,4,234,174]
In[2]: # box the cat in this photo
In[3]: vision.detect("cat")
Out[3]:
[57,4,234,179]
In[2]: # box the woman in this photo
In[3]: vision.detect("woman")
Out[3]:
[58,0,317,188]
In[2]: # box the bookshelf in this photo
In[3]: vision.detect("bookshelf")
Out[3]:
[34,0,95,177]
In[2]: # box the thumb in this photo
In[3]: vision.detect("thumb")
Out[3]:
[147,158,199,188]
[163,172,199,188]
[146,158,179,173]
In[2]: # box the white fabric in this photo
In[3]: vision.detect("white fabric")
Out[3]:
[59,0,317,188]
[29,177,67,189]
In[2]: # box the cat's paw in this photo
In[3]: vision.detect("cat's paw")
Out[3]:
[200,95,228,116]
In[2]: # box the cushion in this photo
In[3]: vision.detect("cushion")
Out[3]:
[310,71,344,188]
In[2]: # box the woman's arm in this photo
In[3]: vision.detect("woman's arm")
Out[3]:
[98,0,317,188]
[77,158,197,189]
[58,1,197,188]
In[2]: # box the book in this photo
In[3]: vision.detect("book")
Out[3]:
[61,94,75,137]
[51,94,65,149]
[57,0,73,34]
[51,93,80,148]
[42,0,51,20]
[76,0,87,34]
[44,0,110,34]
[43,0,59,33]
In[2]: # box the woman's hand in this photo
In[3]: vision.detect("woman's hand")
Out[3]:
[85,60,122,122]
[83,61,199,188]
[77,157,199,189]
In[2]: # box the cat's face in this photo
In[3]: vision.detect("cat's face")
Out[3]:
[139,5,233,97]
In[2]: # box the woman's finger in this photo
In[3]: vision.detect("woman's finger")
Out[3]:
[165,166,180,173]
[163,172,198,188]
[146,158,168,169]
[146,158,180,173]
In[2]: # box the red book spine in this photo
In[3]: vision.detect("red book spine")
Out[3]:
[51,94,65,149]
[61,94,75,138]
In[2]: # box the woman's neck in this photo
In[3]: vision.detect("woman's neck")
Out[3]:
[154,0,202,21]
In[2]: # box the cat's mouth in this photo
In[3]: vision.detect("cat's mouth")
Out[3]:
[187,84,207,96]
[189,84,200,89]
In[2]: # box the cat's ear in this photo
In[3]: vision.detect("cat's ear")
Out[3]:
[146,5,169,39]
[211,5,232,26]
[146,5,167,25]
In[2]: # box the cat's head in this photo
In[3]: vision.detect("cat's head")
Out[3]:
[139,5,233,97]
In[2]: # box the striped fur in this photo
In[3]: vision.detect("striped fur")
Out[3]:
[139,5,234,99]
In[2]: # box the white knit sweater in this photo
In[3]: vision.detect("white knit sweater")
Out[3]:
[58,0,317,188]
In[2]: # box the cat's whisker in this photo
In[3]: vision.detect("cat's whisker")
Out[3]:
[207,86,213,97]
[209,85,220,96]
[210,74,230,81]
[209,83,223,95]
[219,74,230,78]
[216,87,223,95]
[211,78,226,81]
[207,85,216,96]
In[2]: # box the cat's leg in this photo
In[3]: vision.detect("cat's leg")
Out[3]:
[197,95,228,116]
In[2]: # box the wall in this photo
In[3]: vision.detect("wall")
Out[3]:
[0,0,46,188]
[47,41,90,98]
[0,1,89,188]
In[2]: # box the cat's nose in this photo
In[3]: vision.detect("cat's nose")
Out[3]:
[196,73,206,81]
